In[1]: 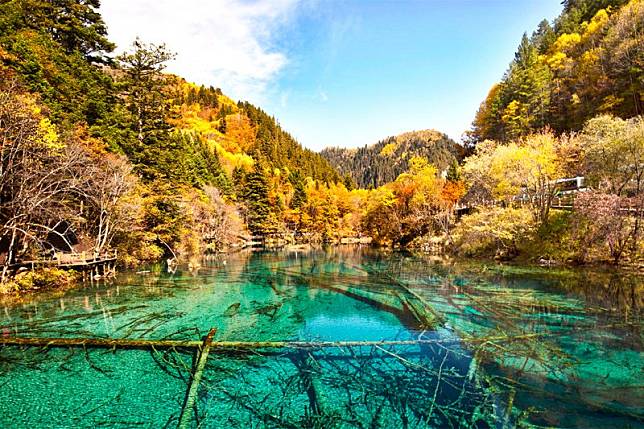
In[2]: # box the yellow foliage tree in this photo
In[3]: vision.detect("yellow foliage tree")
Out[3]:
[463,132,565,223]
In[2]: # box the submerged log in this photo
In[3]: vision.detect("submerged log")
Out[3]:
[177,328,217,429]
[0,333,545,351]
[0,336,202,349]
[290,350,326,417]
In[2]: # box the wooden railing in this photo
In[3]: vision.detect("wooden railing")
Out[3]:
[4,249,118,272]
[53,249,118,266]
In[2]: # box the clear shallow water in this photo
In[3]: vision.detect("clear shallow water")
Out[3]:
[0,247,642,428]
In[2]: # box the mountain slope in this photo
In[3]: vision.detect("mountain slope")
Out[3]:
[0,1,344,262]
[171,83,341,184]
[321,130,464,188]
[468,0,641,144]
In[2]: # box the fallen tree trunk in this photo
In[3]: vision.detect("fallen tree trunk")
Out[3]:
[0,336,202,349]
[178,328,217,429]
[0,334,545,350]
[290,351,326,418]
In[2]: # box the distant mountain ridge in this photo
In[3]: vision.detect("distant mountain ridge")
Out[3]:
[321,130,464,188]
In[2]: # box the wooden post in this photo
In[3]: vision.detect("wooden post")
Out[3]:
[177,328,217,429]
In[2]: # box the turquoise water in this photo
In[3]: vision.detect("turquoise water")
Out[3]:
[0,247,642,428]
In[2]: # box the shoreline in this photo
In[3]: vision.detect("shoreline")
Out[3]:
[1,242,641,298]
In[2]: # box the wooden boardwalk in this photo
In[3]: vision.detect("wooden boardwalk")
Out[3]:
[3,250,118,278]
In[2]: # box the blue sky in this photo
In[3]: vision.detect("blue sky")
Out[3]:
[101,0,563,150]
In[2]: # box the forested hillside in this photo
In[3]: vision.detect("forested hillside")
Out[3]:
[0,0,344,280]
[0,0,467,278]
[321,130,464,188]
[455,0,643,265]
[0,0,641,294]
[467,0,642,144]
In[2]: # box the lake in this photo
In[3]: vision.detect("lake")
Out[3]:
[0,247,641,428]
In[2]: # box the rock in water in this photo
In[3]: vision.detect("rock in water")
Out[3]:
[223,302,241,317]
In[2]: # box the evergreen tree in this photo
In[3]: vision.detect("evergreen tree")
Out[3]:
[531,19,556,54]
[321,130,462,189]
[237,101,341,183]
[202,143,232,196]
[446,160,461,182]
[343,174,355,191]
[9,0,114,60]
[116,39,176,179]
[469,0,639,145]
[0,0,117,127]
[289,171,308,208]
[232,166,246,196]
[558,0,628,32]
[207,86,219,108]
[502,34,552,139]
[218,116,227,134]
[241,165,271,235]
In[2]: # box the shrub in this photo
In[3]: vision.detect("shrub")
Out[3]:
[572,190,638,264]
[519,209,577,262]
[0,268,79,294]
[453,207,536,259]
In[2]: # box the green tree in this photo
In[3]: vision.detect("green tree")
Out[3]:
[532,19,557,54]
[469,0,640,144]
[116,39,175,178]
[231,166,246,195]
[218,115,227,134]
[343,174,356,191]
[0,0,117,128]
[601,0,644,117]
[502,34,552,139]
[446,160,461,182]
[289,170,308,209]
[558,0,628,33]
[3,0,114,59]
[240,165,271,235]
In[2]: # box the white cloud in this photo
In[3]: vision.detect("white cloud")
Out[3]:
[318,89,328,102]
[100,0,302,101]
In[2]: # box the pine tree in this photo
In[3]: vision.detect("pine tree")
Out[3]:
[446,160,461,182]
[16,0,114,60]
[116,39,176,179]
[289,171,307,208]
[343,174,355,191]
[218,116,227,134]
[0,0,117,127]
[241,165,270,235]
[495,34,553,140]
[204,144,232,196]
[532,19,556,54]
[232,166,245,196]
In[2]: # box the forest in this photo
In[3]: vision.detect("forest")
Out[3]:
[321,130,464,189]
[467,0,641,144]
[0,0,642,293]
